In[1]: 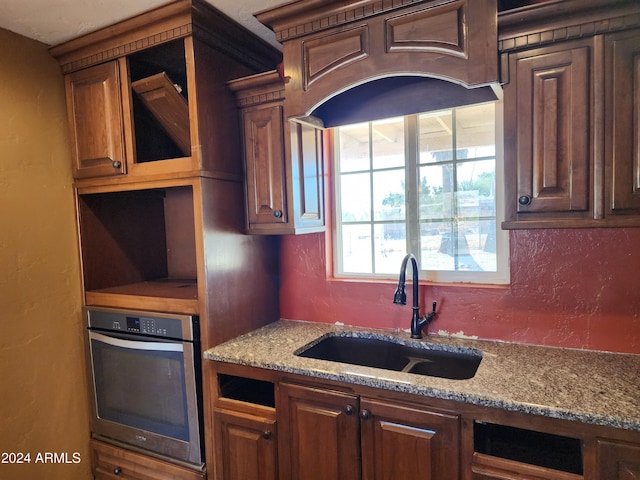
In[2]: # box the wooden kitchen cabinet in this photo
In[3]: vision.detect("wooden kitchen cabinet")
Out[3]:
[64,61,127,179]
[500,2,640,228]
[228,71,325,235]
[603,28,640,220]
[51,1,281,184]
[502,38,593,227]
[597,439,640,479]
[360,397,460,480]
[278,382,460,480]
[90,439,206,480]
[213,409,277,480]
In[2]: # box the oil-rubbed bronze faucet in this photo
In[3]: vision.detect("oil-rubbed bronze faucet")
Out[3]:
[393,253,437,339]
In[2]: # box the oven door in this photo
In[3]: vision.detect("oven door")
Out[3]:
[87,330,203,467]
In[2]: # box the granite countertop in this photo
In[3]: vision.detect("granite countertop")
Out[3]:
[204,320,640,431]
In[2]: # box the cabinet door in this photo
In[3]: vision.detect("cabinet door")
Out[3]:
[213,409,277,480]
[243,104,287,228]
[598,439,640,479]
[65,61,126,179]
[360,398,460,480]
[278,383,361,480]
[604,29,640,218]
[503,40,592,226]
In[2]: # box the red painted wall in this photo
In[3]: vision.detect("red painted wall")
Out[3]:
[279,229,640,354]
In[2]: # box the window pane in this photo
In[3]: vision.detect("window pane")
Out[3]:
[340,173,371,222]
[419,164,454,220]
[419,110,453,163]
[340,224,372,273]
[456,103,495,157]
[372,117,404,169]
[374,223,406,274]
[373,169,405,222]
[420,222,454,271]
[339,123,370,172]
[456,159,496,219]
[459,219,497,272]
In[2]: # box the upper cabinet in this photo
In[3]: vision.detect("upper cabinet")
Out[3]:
[500,0,640,228]
[231,0,499,235]
[51,0,281,184]
[228,71,325,235]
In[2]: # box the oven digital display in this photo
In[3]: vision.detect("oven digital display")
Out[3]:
[126,316,140,332]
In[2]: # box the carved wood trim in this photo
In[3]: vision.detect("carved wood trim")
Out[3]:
[385,0,466,57]
[303,25,369,90]
[51,0,280,74]
[228,71,285,108]
[498,0,640,53]
[258,0,434,42]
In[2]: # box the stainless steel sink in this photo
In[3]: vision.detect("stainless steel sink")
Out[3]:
[296,335,482,380]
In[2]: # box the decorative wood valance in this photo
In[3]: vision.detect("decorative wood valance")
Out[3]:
[256,0,499,120]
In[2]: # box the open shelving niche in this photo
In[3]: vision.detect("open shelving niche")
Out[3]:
[77,180,200,315]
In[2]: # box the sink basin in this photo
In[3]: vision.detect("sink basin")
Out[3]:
[296,335,482,380]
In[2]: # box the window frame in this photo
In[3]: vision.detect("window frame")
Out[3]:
[330,101,510,285]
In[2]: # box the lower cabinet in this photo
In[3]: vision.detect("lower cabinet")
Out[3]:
[597,439,640,479]
[213,409,277,480]
[90,440,205,480]
[209,367,640,480]
[278,382,460,480]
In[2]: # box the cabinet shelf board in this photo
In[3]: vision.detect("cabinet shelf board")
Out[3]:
[85,278,199,315]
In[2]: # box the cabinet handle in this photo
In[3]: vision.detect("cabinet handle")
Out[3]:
[345,405,355,415]
[518,195,531,206]
[262,430,272,440]
[113,466,122,475]
[273,210,283,218]
[112,160,122,169]
[360,409,370,420]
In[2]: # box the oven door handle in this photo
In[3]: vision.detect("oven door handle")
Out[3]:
[89,331,184,352]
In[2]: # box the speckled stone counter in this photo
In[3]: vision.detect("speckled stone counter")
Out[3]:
[204,320,640,431]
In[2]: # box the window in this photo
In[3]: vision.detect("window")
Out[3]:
[333,101,509,284]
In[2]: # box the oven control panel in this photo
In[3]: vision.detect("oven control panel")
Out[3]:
[86,308,197,341]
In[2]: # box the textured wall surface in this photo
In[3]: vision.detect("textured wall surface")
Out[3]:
[0,28,91,479]
[280,228,640,354]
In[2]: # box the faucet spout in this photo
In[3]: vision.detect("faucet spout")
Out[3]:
[393,253,437,339]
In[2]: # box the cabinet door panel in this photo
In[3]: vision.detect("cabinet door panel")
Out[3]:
[214,409,277,480]
[243,105,287,226]
[360,398,460,480]
[278,383,360,480]
[65,61,126,179]
[598,439,640,480]
[605,29,640,216]
[511,45,590,215]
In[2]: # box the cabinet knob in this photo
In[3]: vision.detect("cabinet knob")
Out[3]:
[112,160,122,169]
[345,405,355,416]
[359,410,370,420]
[518,195,531,206]
[273,209,283,218]
[113,467,122,475]
[262,430,272,440]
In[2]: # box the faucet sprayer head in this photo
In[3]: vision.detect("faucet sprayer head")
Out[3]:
[393,284,407,305]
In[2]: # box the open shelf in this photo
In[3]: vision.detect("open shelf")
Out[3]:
[78,185,198,314]
[128,39,191,164]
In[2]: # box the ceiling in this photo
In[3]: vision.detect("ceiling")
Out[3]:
[0,0,291,49]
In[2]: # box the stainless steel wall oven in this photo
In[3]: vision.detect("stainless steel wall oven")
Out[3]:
[85,307,203,469]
